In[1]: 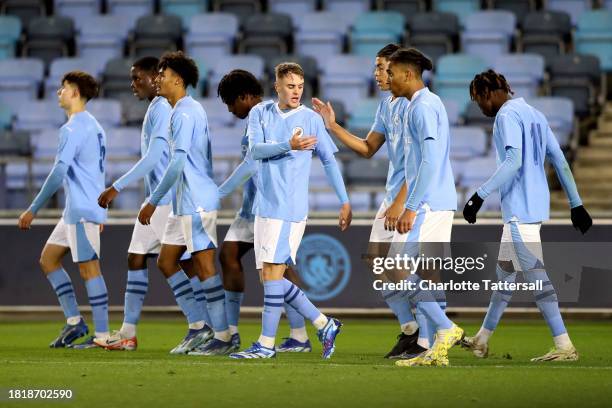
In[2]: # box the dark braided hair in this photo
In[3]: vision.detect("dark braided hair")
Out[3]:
[217,69,263,105]
[469,69,514,100]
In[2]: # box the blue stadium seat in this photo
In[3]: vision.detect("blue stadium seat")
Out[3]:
[519,11,572,64]
[269,0,316,15]
[0,104,12,129]
[239,13,294,59]
[107,0,154,29]
[433,54,488,114]
[575,10,612,72]
[24,16,76,67]
[548,54,601,118]
[346,98,379,133]
[310,190,368,211]
[77,15,132,63]
[189,59,209,98]
[489,0,535,24]
[0,0,46,28]
[212,0,262,25]
[32,128,60,158]
[344,158,388,187]
[441,98,460,126]
[14,100,65,132]
[185,13,239,61]
[45,57,105,98]
[0,58,44,105]
[493,53,544,98]
[101,57,136,99]
[197,97,236,129]
[461,11,516,66]
[54,0,101,20]
[0,16,21,60]
[319,55,373,113]
[350,11,405,57]
[407,12,459,65]
[209,55,264,100]
[160,0,208,26]
[459,156,501,211]
[377,0,426,20]
[295,12,351,67]
[86,99,122,129]
[104,160,143,209]
[105,127,141,157]
[322,0,371,24]
[129,14,183,59]
[310,157,345,188]
[432,0,480,26]
[547,0,591,26]
[527,96,575,148]
[450,126,488,160]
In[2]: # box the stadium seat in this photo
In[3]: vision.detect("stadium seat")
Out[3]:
[527,96,575,148]
[0,129,30,156]
[0,104,12,129]
[160,0,208,26]
[23,16,76,67]
[212,0,262,25]
[464,101,494,132]
[310,157,345,189]
[101,57,135,99]
[14,100,65,132]
[346,98,379,134]
[344,158,388,187]
[322,0,371,24]
[575,10,612,72]
[488,0,535,24]
[519,11,572,63]
[407,12,459,65]
[319,55,373,113]
[197,97,236,129]
[459,156,498,200]
[54,0,101,20]
[269,0,316,15]
[548,54,601,118]
[105,127,141,157]
[461,11,516,66]
[104,160,143,209]
[45,57,105,98]
[0,58,44,105]
[32,127,61,158]
[547,0,591,26]
[327,99,347,127]
[76,15,131,63]
[107,0,154,28]
[350,11,405,57]
[450,126,488,160]
[0,16,21,61]
[209,55,265,100]
[433,54,488,114]
[210,127,244,158]
[432,0,479,26]
[442,98,461,126]
[238,13,293,59]
[86,99,122,129]
[0,0,46,28]
[190,58,209,97]
[493,53,544,98]
[295,12,351,67]
[130,14,183,59]
[309,189,365,211]
[185,13,239,61]
[377,0,426,20]
[120,96,149,127]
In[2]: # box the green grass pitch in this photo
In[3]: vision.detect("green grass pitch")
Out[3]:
[1,319,611,407]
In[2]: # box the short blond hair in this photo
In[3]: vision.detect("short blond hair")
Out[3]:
[274,62,304,80]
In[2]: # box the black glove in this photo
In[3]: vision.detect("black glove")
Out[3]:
[463,192,484,224]
[571,205,592,235]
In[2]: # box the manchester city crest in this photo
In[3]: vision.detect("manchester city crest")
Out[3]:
[296,234,351,301]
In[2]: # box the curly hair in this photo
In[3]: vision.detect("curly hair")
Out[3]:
[217,69,263,105]
[61,71,99,101]
[158,51,199,89]
[469,69,514,100]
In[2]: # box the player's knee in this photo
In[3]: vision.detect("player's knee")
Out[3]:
[39,255,59,274]
[127,253,147,270]
[156,256,177,276]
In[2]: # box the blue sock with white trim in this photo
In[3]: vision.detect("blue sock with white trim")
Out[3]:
[526,269,567,337]
[482,264,516,332]
[259,279,284,348]
[381,288,416,328]
[282,278,325,326]
[225,290,244,335]
[85,275,109,336]
[405,274,452,331]
[167,271,203,326]
[46,268,80,322]
[123,269,148,326]
[190,276,211,326]
[202,274,229,340]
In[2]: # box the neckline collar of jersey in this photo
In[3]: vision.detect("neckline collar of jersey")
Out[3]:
[274,102,304,118]
[411,87,429,102]
[500,97,525,111]
[173,94,192,109]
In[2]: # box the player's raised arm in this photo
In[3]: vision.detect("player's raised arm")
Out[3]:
[312,97,385,158]
[545,125,592,233]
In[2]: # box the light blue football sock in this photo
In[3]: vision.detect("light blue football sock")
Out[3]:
[189,276,211,326]
[405,274,452,331]
[124,268,148,325]
[282,278,321,322]
[381,288,415,326]
[167,271,202,325]
[284,302,306,329]
[483,264,516,331]
[201,274,228,333]
[47,268,80,320]
[262,280,284,338]
[85,275,109,335]
[225,290,244,330]
[526,269,567,337]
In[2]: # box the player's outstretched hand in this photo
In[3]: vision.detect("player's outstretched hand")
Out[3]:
[138,203,156,225]
[463,192,484,224]
[311,98,336,128]
[396,209,416,234]
[289,129,317,151]
[18,210,35,230]
[383,200,403,231]
[98,186,118,209]
[571,205,592,234]
[339,203,352,231]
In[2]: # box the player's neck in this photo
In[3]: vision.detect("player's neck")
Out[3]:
[277,100,299,111]
[167,89,187,107]
[66,102,86,117]
[405,82,425,101]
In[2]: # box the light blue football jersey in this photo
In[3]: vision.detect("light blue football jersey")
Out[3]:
[371,95,409,206]
[492,97,556,223]
[247,101,340,222]
[56,111,107,224]
[141,96,172,205]
[169,95,219,215]
[403,87,457,211]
